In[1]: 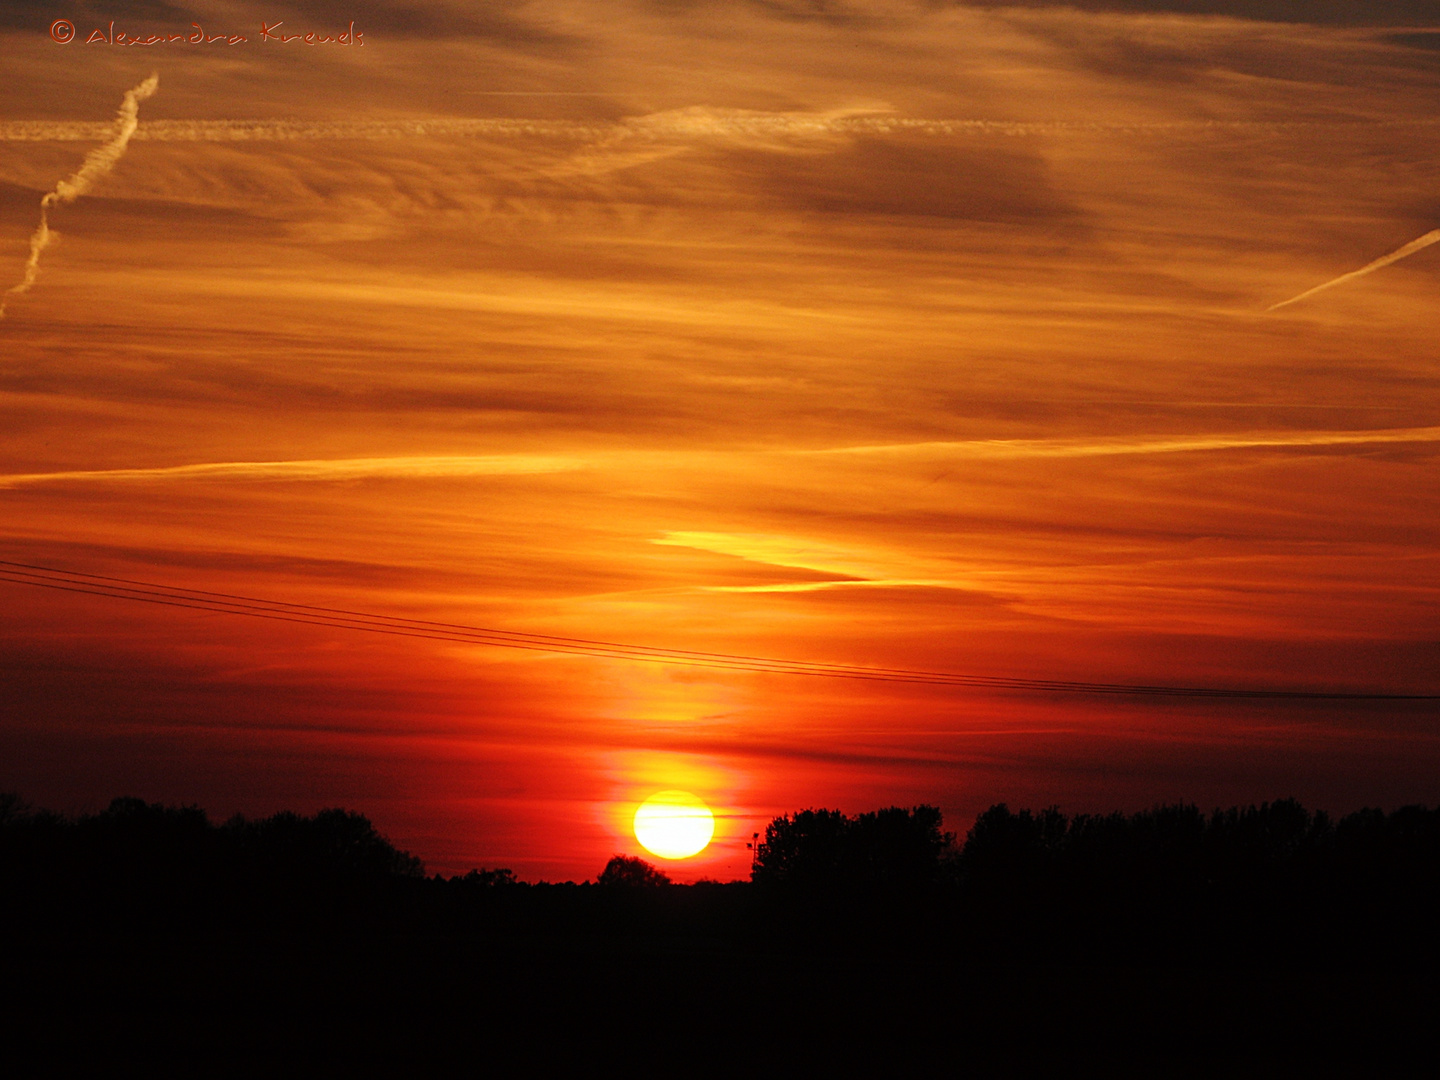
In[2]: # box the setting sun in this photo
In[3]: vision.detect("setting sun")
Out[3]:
[633,791,715,860]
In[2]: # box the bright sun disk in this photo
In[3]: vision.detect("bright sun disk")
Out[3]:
[633,790,714,859]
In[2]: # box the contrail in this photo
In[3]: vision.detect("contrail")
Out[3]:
[10,115,1440,144]
[0,453,583,489]
[1,73,158,319]
[1267,228,1440,312]
[812,425,1440,460]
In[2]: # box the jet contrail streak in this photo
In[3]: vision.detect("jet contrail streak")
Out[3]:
[10,115,1439,144]
[1,73,158,319]
[0,454,583,489]
[1267,229,1440,312]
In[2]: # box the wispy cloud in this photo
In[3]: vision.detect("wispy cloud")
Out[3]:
[651,531,959,593]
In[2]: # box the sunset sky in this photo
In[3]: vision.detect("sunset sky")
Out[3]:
[2,0,1438,881]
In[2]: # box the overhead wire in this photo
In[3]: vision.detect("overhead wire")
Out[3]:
[0,559,1434,700]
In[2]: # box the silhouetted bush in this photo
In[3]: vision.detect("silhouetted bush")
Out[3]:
[597,854,670,886]
[452,867,520,888]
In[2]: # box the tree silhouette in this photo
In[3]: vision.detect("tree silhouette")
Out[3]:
[597,854,671,886]
[228,806,425,880]
[752,805,955,889]
[849,805,956,889]
[751,808,848,887]
[960,803,1068,882]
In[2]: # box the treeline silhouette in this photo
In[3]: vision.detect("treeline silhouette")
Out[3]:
[5,792,1439,1067]
[0,793,423,881]
[734,799,1440,973]
[0,793,427,932]
[754,798,1440,896]
[959,799,1440,903]
[5,790,1439,950]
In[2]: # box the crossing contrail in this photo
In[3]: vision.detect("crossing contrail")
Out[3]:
[1267,228,1440,312]
[1,73,158,319]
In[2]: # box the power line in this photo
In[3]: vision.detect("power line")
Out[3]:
[0,559,1434,700]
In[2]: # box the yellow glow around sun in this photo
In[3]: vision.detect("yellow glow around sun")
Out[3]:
[633,790,715,859]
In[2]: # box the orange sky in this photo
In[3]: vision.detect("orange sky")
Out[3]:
[2,1,1438,880]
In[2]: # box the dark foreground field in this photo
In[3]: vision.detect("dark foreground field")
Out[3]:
[5,796,1438,1073]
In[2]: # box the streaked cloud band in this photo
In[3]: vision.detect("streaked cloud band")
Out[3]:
[4,427,1436,490]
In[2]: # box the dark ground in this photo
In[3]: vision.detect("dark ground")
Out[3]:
[7,881,1437,1073]
[5,797,1438,1073]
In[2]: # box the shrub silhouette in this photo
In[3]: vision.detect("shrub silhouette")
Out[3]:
[456,867,520,888]
[597,854,670,886]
